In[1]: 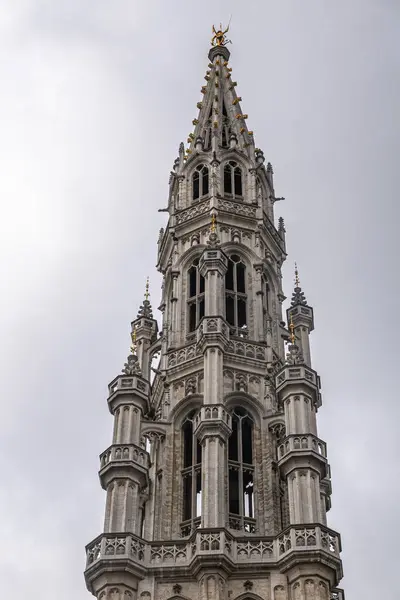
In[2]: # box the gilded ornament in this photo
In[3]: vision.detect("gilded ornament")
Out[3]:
[211,23,231,47]
[232,97,242,105]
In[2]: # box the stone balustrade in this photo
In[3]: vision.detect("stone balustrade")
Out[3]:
[108,375,149,397]
[197,316,230,341]
[278,434,327,460]
[226,339,266,360]
[100,443,150,470]
[86,524,341,572]
[194,405,232,429]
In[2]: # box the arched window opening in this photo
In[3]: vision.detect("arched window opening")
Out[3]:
[224,161,243,198]
[221,101,231,148]
[225,255,247,337]
[265,279,270,315]
[181,411,202,536]
[228,408,255,532]
[192,164,209,201]
[203,105,213,151]
[187,258,205,334]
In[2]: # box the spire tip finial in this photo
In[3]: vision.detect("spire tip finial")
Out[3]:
[294,262,300,288]
[144,276,150,302]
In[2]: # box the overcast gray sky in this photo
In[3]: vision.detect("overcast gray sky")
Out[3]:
[0,1,398,598]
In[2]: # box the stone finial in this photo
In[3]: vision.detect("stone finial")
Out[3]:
[255,148,265,164]
[291,263,308,307]
[137,277,154,319]
[267,161,273,174]
[278,217,286,237]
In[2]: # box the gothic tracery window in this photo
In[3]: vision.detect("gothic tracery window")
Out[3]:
[192,164,209,201]
[181,411,202,535]
[224,160,243,198]
[225,254,247,336]
[228,408,255,532]
[187,258,205,333]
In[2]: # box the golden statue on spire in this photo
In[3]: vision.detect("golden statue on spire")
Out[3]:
[211,22,231,47]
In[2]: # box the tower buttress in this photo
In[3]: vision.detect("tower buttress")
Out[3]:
[84,27,345,600]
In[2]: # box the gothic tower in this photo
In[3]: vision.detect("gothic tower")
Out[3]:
[84,31,345,600]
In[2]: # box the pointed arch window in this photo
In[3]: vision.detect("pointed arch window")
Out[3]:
[224,161,243,198]
[203,105,213,151]
[187,258,205,333]
[192,164,209,201]
[181,410,202,536]
[221,100,231,148]
[225,254,247,337]
[228,408,255,532]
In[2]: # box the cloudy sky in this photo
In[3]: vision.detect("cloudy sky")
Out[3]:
[0,1,398,598]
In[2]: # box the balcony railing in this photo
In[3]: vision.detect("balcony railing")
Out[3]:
[100,443,150,470]
[86,524,341,571]
[278,434,327,460]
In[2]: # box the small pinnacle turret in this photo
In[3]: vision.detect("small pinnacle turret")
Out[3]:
[290,262,308,307]
[137,277,153,319]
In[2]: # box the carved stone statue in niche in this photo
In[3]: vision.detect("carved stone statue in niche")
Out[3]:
[292,583,301,600]
[274,584,287,600]
[305,579,315,600]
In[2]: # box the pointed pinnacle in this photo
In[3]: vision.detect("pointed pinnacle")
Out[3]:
[137,277,154,319]
[291,263,308,307]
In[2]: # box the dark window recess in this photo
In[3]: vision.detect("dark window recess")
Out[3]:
[224,165,232,194]
[237,262,245,293]
[234,167,242,196]
[203,169,209,195]
[192,164,209,201]
[238,299,247,327]
[189,304,196,332]
[193,171,200,200]
[226,261,234,290]
[189,267,197,297]
[181,411,202,532]
[199,299,205,320]
[183,420,193,467]
[229,417,239,460]
[187,259,205,333]
[223,161,243,198]
[225,255,247,333]
[228,409,255,528]
[183,474,192,520]
[229,469,240,514]
[226,295,235,326]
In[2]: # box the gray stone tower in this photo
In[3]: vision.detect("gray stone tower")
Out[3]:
[84,33,345,600]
